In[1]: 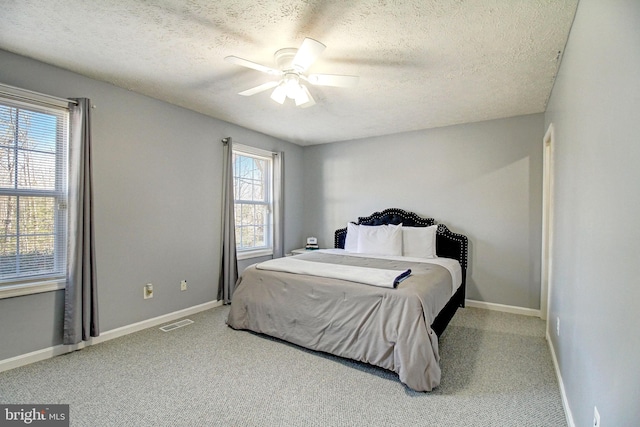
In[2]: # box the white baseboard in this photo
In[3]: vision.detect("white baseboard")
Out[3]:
[92,300,223,343]
[546,331,575,427]
[465,299,541,317]
[0,300,223,373]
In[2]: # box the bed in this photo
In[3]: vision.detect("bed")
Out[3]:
[227,208,469,391]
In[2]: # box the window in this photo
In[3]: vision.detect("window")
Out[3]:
[232,146,273,258]
[0,98,68,286]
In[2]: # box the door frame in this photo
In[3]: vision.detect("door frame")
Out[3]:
[541,123,555,323]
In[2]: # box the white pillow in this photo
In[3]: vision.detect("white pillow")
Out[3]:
[402,225,438,258]
[357,224,403,256]
[344,222,359,252]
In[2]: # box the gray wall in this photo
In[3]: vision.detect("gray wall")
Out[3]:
[0,49,304,360]
[302,113,544,310]
[544,1,640,425]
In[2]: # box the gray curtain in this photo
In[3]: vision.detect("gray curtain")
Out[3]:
[63,98,99,345]
[218,137,238,304]
[272,152,284,258]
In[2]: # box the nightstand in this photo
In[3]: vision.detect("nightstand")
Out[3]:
[288,248,320,256]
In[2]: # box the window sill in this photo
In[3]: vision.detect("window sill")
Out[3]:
[0,279,66,300]
[237,249,273,261]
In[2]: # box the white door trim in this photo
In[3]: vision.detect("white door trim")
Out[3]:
[541,123,555,323]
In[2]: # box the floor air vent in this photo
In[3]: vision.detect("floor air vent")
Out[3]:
[159,319,194,332]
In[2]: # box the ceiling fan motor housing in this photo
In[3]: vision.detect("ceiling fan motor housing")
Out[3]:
[274,48,298,71]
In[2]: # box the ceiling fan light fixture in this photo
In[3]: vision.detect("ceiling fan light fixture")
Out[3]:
[296,85,316,108]
[294,84,310,106]
[270,84,287,104]
[284,74,302,99]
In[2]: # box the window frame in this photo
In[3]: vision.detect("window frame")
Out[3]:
[0,92,70,299]
[232,144,274,260]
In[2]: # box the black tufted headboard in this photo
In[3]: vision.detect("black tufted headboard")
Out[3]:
[333,208,469,272]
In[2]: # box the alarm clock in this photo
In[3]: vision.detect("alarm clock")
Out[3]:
[305,237,319,250]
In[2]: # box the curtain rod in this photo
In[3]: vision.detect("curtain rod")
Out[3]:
[0,82,78,108]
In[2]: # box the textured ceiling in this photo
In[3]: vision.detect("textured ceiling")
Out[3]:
[0,0,578,146]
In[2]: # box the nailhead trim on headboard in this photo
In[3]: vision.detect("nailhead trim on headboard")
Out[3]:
[333,208,468,270]
[436,224,469,270]
[357,208,435,227]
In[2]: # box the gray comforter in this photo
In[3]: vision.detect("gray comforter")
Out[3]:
[226,252,454,391]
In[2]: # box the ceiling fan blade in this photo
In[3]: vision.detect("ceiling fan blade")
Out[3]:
[296,85,316,108]
[239,81,279,96]
[292,38,326,72]
[306,73,359,88]
[224,56,281,76]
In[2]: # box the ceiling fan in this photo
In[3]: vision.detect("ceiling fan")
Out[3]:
[225,37,359,108]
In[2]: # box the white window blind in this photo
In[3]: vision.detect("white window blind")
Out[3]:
[0,97,69,284]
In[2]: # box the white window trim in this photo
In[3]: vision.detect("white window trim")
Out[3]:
[236,248,273,260]
[233,144,275,258]
[0,278,65,299]
[0,83,71,295]
[233,143,273,158]
[0,82,76,109]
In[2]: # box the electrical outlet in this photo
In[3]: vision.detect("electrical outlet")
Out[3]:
[180,280,187,291]
[556,317,560,336]
[593,406,600,427]
[144,283,153,299]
